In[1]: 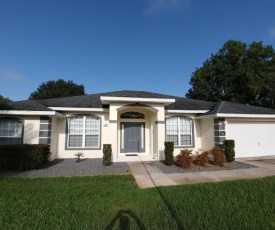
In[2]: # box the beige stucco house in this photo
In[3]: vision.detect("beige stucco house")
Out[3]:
[1,90,275,161]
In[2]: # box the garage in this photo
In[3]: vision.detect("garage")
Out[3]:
[227,121,275,158]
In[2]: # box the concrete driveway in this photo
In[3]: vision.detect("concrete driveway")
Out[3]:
[128,156,275,189]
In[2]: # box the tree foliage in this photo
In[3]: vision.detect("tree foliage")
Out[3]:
[29,79,85,100]
[0,95,11,104]
[186,40,275,108]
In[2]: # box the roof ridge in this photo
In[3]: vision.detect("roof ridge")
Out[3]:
[29,100,53,111]
[97,90,177,98]
[216,101,225,113]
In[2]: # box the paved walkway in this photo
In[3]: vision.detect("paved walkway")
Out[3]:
[128,162,177,188]
[127,156,275,189]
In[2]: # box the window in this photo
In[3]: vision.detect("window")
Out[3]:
[0,118,23,145]
[67,115,100,148]
[166,117,193,147]
[121,112,144,119]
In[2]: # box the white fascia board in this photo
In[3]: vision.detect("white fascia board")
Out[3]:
[166,110,209,114]
[48,107,109,112]
[100,96,175,105]
[0,110,65,118]
[195,113,275,119]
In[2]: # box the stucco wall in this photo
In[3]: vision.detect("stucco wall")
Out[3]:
[104,102,164,161]
[164,113,201,156]
[23,116,40,144]
[200,118,215,150]
[56,112,109,159]
[117,107,154,156]
[50,116,58,160]
[0,115,40,144]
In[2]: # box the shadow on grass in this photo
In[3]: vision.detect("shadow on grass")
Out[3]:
[105,209,146,230]
[141,161,184,229]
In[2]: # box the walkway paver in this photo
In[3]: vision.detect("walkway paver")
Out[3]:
[127,162,176,189]
[128,156,275,189]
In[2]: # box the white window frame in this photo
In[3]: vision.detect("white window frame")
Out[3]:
[67,115,100,149]
[0,118,23,145]
[166,117,193,147]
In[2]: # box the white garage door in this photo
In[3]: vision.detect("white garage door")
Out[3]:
[227,121,275,158]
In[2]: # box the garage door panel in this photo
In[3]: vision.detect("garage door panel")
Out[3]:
[227,121,275,158]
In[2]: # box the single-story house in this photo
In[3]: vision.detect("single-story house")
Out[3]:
[1,90,275,161]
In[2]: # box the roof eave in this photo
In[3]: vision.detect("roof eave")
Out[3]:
[0,110,65,118]
[166,109,209,114]
[48,107,109,112]
[195,113,275,119]
[100,96,175,106]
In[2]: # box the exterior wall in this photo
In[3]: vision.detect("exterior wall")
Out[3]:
[200,118,215,150]
[0,112,216,161]
[164,113,201,157]
[151,113,158,159]
[23,116,40,144]
[0,115,41,144]
[155,105,166,160]
[214,118,226,149]
[41,104,162,161]
[50,117,58,160]
[117,108,153,155]
[110,102,160,161]
[39,116,52,144]
[56,112,109,159]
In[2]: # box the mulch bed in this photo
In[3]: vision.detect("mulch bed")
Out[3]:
[153,160,257,174]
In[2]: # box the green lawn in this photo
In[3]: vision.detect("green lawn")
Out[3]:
[0,175,274,230]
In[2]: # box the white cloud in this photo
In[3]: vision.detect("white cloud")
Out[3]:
[144,0,190,15]
[270,26,275,38]
[0,70,24,82]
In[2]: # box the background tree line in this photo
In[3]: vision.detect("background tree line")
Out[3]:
[186,40,275,108]
[0,79,85,104]
[1,40,275,109]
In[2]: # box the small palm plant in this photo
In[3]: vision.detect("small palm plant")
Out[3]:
[75,152,84,162]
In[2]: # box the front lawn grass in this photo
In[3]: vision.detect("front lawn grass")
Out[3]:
[0,175,274,229]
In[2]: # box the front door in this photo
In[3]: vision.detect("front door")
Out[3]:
[121,123,145,153]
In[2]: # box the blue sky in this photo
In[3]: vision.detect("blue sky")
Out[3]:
[1,0,275,101]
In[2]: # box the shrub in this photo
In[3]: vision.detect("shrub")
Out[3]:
[0,144,50,171]
[224,140,235,162]
[75,152,84,162]
[103,144,112,166]
[164,142,174,166]
[210,147,226,167]
[196,150,209,166]
[176,149,193,168]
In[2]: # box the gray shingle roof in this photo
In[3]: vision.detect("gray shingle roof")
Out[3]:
[199,101,275,116]
[1,90,275,115]
[165,97,215,110]
[0,100,53,111]
[35,90,216,111]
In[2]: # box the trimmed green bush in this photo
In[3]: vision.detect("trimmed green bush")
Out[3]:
[224,140,235,162]
[0,144,50,171]
[103,144,112,166]
[164,141,174,166]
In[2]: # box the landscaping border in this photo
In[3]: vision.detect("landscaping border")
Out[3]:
[152,161,257,174]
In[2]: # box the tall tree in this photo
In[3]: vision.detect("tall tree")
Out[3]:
[186,40,275,108]
[0,95,11,104]
[29,79,85,100]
